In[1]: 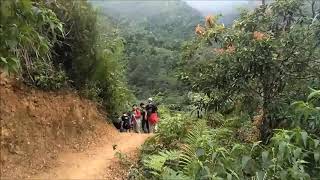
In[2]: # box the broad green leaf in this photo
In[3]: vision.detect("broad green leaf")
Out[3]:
[211,152,217,161]
[262,151,269,163]
[227,173,232,180]
[293,148,302,159]
[6,40,18,49]
[314,140,319,148]
[256,171,266,180]
[280,170,288,180]
[0,57,8,64]
[241,156,251,169]
[10,57,18,63]
[314,152,320,163]
[232,143,245,152]
[251,141,262,152]
[301,131,308,148]
[278,142,286,159]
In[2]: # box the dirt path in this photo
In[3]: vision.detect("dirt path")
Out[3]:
[32,133,150,179]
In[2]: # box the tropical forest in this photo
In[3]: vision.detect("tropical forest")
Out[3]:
[0,0,319,179]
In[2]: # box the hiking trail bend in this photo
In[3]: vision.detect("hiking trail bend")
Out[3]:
[32,133,150,179]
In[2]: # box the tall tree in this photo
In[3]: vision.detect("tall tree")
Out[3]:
[181,0,320,141]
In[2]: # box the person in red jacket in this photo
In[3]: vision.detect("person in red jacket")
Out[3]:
[146,98,158,133]
[131,104,142,133]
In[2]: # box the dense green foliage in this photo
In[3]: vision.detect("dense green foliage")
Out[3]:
[0,0,66,89]
[129,0,320,179]
[0,0,134,113]
[1,1,320,179]
[48,0,134,112]
[132,90,320,179]
[97,1,202,106]
[180,0,320,141]
[291,89,320,134]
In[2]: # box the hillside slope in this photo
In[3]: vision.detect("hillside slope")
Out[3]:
[94,1,202,103]
[0,75,119,179]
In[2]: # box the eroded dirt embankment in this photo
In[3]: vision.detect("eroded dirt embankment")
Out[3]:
[0,75,119,179]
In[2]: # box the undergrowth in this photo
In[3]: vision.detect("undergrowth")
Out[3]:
[130,92,320,180]
[1,0,134,113]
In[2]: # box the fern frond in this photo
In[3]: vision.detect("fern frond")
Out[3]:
[179,145,195,167]
[143,150,181,174]
[307,90,320,102]
[161,167,191,180]
[178,120,212,177]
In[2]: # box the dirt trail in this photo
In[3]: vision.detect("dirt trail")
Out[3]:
[32,133,150,179]
[0,76,151,179]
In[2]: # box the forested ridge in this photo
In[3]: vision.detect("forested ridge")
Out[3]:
[96,1,203,107]
[1,0,320,179]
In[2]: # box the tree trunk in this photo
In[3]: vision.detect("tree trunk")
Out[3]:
[260,102,271,144]
[259,84,272,144]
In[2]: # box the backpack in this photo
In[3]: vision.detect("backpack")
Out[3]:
[146,104,157,115]
[148,112,159,125]
[122,115,131,129]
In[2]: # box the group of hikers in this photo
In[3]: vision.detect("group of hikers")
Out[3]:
[115,98,159,133]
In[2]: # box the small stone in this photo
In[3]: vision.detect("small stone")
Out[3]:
[1,128,10,137]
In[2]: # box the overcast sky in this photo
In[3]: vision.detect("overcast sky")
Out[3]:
[185,0,261,15]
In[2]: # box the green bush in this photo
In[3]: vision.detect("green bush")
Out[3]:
[80,82,103,103]
[156,114,193,148]
[47,1,135,112]
[25,61,67,90]
[1,0,135,112]
[180,0,320,141]
[0,0,65,89]
[136,0,320,179]
[142,119,320,179]
[0,57,19,75]
[138,90,320,179]
[290,89,320,134]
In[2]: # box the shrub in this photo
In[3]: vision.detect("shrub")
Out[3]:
[156,113,194,148]
[180,0,320,142]
[142,120,320,179]
[139,92,320,179]
[48,1,135,112]
[290,89,320,134]
[26,61,68,90]
[0,0,66,89]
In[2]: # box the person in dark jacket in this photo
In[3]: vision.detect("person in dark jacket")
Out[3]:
[120,112,131,132]
[146,98,157,115]
[113,116,122,130]
[145,98,158,133]
[140,102,149,133]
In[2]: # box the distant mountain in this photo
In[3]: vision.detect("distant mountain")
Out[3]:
[92,1,202,22]
[91,0,269,26]
[92,0,203,44]
[90,1,204,99]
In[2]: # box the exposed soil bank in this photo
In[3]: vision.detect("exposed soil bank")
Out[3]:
[0,76,118,179]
